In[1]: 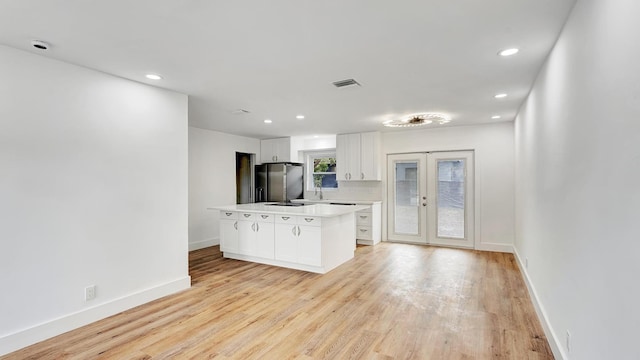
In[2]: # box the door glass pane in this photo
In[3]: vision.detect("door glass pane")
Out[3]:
[437,159,465,238]
[394,161,419,235]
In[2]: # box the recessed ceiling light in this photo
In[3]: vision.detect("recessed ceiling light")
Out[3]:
[494,93,508,99]
[145,74,163,80]
[264,119,272,124]
[296,115,305,120]
[498,48,519,57]
[492,115,502,119]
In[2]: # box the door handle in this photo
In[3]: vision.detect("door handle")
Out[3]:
[256,223,259,232]
[361,173,364,180]
[292,226,297,236]
[251,222,255,231]
[297,226,301,236]
[282,216,290,220]
[422,202,427,206]
[234,221,237,230]
[345,173,348,180]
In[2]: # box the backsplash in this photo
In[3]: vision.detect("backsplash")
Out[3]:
[304,181,383,202]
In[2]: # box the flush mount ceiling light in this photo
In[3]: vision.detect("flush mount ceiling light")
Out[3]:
[264,119,272,124]
[498,48,519,57]
[494,93,508,99]
[296,115,305,119]
[383,113,452,128]
[492,115,502,119]
[145,74,163,80]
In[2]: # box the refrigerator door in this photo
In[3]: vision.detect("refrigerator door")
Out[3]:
[285,164,304,200]
[267,163,287,202]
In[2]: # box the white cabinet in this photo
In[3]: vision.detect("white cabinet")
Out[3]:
[237,212,275,259]
[336,132,381,181]
[261,137,290,163]
[219,211,239,253]
[355,203,382,245]
[274,215,322,266]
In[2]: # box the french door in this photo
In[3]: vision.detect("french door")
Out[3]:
[387,151,474,248]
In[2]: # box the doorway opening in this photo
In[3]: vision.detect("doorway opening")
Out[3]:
[236,152,255,204]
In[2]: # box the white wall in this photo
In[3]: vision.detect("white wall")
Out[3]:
[383,122,515,251]
[189,127,260,250]
[0,45,189,355]
[514,1,640,359]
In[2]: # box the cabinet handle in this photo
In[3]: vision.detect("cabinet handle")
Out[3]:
[304,218,314,223]
[234,221,237,230]
[297,226,301,236]
[344,173,348,180]
[261,215,269,219]
[243,214,251,218]
[361,173,364,180]
[291,226,297,236]
[360,229,368,233]
[251,222,255,231]
[225,212,233,216]
[256,223,260,232]
[282,216,290,220]
[359,215,368,219]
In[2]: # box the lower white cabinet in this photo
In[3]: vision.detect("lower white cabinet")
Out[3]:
[220,212,239,253]
[218,209,358,274]
[237,213,275,259]
[274,223,321,266]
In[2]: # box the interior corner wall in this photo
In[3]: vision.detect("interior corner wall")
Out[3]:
[0,45,190,355]
[188,127,260,250]
[382,122,515,252]
[514,1,640,359]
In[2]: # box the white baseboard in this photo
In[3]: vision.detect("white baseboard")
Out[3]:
[0,276,191,357]
[513,249,566,360]
[475,242,514,253]
[189,237,217,251]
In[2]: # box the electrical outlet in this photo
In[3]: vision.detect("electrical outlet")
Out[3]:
[525,258,529,269]
[85,285,96,301]
[566,330,571,353]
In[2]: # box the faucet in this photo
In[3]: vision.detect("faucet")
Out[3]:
[314,184,323,200]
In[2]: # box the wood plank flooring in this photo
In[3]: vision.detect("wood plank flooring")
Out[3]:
[2,243,553,359]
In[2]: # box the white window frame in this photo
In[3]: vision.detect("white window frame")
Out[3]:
[304,150,338,191]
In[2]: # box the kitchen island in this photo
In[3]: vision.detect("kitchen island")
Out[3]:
[210,203,368,274]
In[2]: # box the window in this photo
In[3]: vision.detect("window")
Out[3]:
[305,151,338,190]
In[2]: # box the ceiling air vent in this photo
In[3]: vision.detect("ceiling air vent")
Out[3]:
[232,109,251,115]
[332,79,361,88]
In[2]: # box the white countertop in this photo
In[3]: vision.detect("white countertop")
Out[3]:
[290,199,382,205]
[209,203,369,217]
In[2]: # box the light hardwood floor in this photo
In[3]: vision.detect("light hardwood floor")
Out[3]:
[2,243,553,359]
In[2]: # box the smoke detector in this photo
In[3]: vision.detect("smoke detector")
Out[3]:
[383,113,452,128]
[31,40,50,50]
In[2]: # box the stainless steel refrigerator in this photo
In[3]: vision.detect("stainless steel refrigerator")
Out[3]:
[255,163,304,202]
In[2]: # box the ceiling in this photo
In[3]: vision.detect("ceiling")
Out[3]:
[0,0,576,139]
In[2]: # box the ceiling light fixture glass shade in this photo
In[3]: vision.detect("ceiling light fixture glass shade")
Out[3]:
[264,119,272,124]
[296,115,305,119]
[383,113,451,128]
[498,48,519,56]
[145,74,163,80]
[494,93,508,99]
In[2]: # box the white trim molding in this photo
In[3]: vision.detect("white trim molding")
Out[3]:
[0,277,191,356]
[189,237,217,251]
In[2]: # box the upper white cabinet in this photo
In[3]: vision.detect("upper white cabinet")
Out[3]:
[261,137,290,163]
[336,131,381,181]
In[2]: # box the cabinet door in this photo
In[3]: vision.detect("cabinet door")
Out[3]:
[360,132,381,180]
[261,138,290,163]
[260,139,276,163]
[255,221,275,259]
[238,220,256,256]
[220,219,238,253]
[274,224,298,263]
[336,133,361,181]
[347,133,361,180]
[297,225,322,266]
[273,138,291,162]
